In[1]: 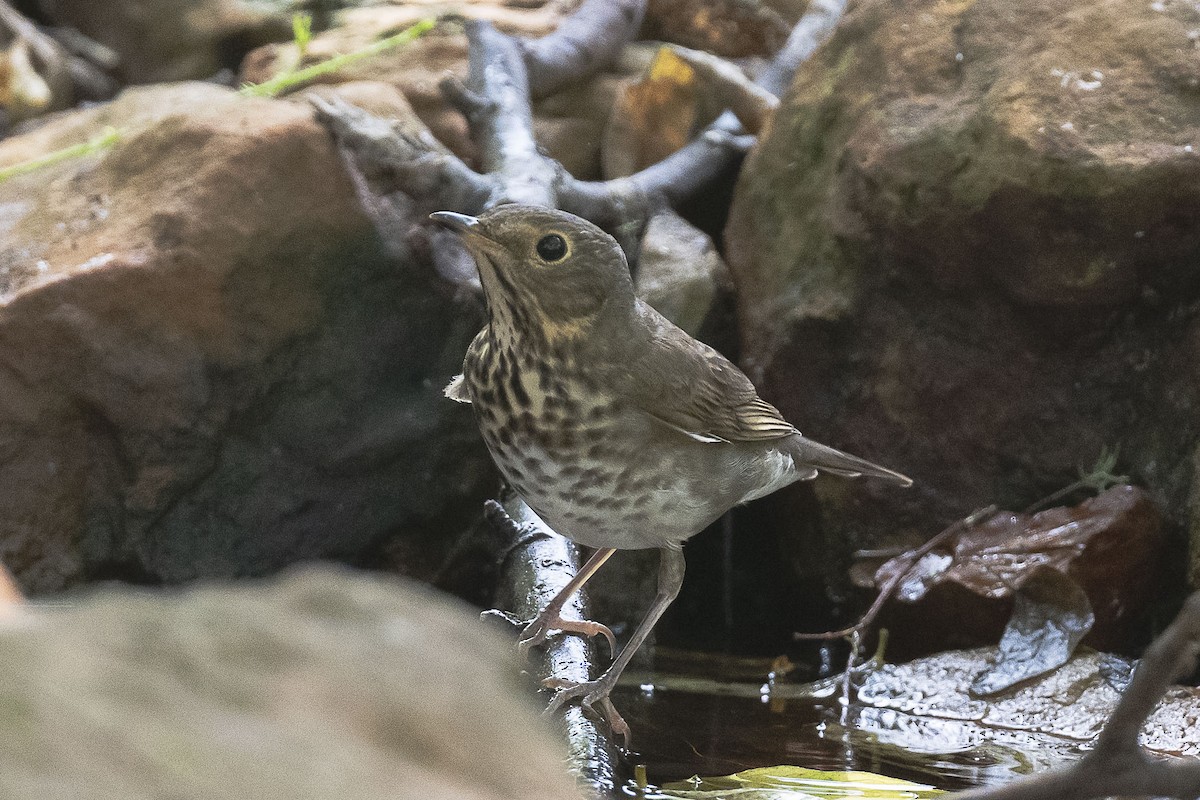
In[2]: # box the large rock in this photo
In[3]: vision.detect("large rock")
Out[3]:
[726,0,1200,587]
[0,566,581,800]
[0,82,490,592]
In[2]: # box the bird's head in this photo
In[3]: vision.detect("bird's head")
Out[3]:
[431,205,634,344]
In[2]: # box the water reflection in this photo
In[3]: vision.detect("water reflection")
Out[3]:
[612,675,1088,794]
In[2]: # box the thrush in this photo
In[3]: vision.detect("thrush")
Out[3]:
[431,205,911,737]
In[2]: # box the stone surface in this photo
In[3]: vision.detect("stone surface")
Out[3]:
[725,0,1200,587]
[0,566,581,799]
[0,82,490,592]
[635,209,732,337]
[857,646,1200,757]
[37,0,294,83]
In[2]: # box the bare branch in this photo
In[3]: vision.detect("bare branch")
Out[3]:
[521,0,647,98]
[309,93,493,213]
[559,0,849,215]
[794,506,999,641]
[669,45,779,134]
[453,19,558,206]
[486,498,619,797]
[757,0,849,97]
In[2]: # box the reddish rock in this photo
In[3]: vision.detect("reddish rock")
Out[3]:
[0,83,490,592]
[726,0,1200,585]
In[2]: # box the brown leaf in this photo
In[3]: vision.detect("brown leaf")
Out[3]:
[602,46,700,178]
[867,486,1160,603]
[969,567,1095,697]
[855,486,1163,656]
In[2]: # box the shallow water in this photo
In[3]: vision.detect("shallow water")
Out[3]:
[610,673,1089,795]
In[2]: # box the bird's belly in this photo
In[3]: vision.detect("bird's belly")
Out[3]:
[479,410,774,550]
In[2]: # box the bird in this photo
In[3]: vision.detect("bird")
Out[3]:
[431,204,911,737]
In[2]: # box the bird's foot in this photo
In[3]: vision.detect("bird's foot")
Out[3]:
[517,610,617,660]
[542,675,630,742]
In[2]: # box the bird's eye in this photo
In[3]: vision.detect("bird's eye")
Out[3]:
[536,233,568,262]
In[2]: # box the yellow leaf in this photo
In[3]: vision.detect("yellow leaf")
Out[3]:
[659,765,944,799]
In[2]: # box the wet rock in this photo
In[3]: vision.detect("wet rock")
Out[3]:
[855,646,1199,757]
[36,0,294,83]
[851,486,1164,658]
[0,82,490,592]
[0,566,581,800]
[725,0,1200,585]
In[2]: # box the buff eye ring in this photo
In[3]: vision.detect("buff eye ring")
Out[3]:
[536,233,568,262]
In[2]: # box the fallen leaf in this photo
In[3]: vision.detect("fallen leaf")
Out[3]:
[853,486,1162,655]
[659,765,944,799]
[602,46,700,178]
[969,567,1095,696]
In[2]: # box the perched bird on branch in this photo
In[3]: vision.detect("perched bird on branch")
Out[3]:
[432,204,911,737]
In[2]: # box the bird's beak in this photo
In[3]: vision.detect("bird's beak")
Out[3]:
[429,211,481,234]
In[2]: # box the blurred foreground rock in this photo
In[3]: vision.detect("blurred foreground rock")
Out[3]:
[726,0,1200,584]
[0,81,490,591]
[0,566,581,800]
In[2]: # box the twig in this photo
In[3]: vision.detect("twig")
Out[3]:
[444,10,629,788]
[315,0,848,244]
[239,18,434,97]
[443,20,558,207]
[948,592,1200,800]
[1023,446,1127,514]
[795,505,999,641]
[565,0,846,224]
[756,0,849,97]
[668,45,779,134]
[0,126,121,184]
[309,93,492,213]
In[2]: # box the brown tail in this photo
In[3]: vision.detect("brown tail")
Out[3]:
[787,435,913,486]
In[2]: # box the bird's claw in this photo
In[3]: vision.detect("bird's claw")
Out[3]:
[517,613,617,659]
[541,677,630,742]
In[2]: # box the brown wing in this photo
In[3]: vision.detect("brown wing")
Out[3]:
[618,301,798,443]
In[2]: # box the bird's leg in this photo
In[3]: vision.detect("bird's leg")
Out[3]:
[518,546,618,658]
[544,545,686,739]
